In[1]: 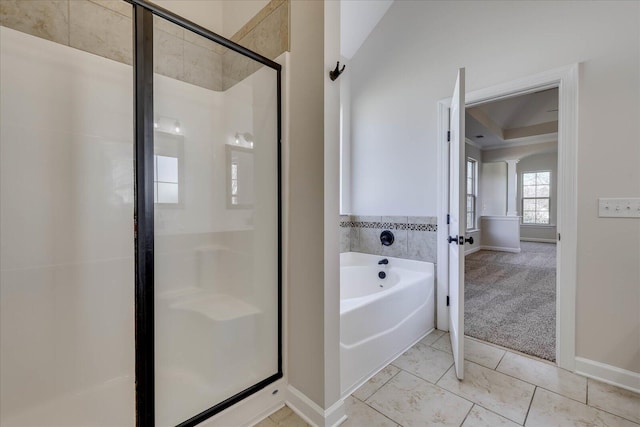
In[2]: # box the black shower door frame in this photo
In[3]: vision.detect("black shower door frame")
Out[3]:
[127,2,283,426]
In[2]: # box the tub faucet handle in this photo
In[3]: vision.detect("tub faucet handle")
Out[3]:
[378,258,389,265]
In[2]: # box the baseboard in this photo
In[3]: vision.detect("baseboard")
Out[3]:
[520,237,556,243]
[575,357,640,394]
[286,385,347,427]
[199,379,287,427]
[465,247,481,256]
[480,245,521,253]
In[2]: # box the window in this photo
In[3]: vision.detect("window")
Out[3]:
[226,144,254,209]
[522,171,550,224]
[154,132,184,206]
[154,154,179,204]
[230,161,239,205]
[466,158,477,230]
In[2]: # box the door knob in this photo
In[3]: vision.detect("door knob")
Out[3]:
[448,235,459,244]
[465,236,474,245]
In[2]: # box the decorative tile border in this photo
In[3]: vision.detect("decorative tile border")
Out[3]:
[340,220,437,232]
[340,215,438,262]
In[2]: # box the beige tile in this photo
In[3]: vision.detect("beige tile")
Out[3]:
[183,40,222,91]
[0,0,69,45]
[353,364,401,401]
[358,227,383,256]
[276,411,310,427]
[407,230,437,263]
[222,50,263,90]
[352,215,382,223]
[222,1,287,90]
[153,14,183,38]
[392,343,453,383]
[526,388,638,427]
[342,396,398,427]
[184,29,221,52]
[69,0,133,65]
[461,405,520,427]
[154,28,184,80]
[419,329,445,346]
[432,333,453,353]
[381,229,407,258]
[464,338,506,370]
[437,361,535,424]
[236,1,288,59]
[89,0,132,18]
[269,406,293,423]
[367,371,473,427]
[349,227,359,251]
[382,216,408,224]
[254,416,277,427]
[588,379,640,424]
[497,351,586,403]
[230,0,286,42]
[408,216,432,225]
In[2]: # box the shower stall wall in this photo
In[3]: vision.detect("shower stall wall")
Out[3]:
[0,23,137,425]
[0,2,282,426]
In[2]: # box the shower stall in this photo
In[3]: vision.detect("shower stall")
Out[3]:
[0,1,282,426]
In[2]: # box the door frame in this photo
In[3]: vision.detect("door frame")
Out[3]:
[436,64,579,371]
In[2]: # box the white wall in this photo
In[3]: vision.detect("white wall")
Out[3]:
[286,0,329,409]
[0,27,135,421]
[340,55,352,213]
[323,0,343,412]
[481,162,507,216]
[349,1,640,374]
[340,0,393,59]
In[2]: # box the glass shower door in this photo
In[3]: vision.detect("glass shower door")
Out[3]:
[151,15,280,426]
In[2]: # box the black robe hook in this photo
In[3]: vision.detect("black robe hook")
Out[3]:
[329,61,346,81]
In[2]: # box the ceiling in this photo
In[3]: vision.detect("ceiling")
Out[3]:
[466,88,559,150]
[341,0,394,59]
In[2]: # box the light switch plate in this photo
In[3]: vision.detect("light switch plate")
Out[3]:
[598,198,640,218]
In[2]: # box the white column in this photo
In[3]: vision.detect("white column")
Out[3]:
[506,159,519,216]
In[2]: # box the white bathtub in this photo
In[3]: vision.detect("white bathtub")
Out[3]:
[340,252,435,395]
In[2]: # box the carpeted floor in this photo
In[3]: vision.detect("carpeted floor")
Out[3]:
[465,242,557,361]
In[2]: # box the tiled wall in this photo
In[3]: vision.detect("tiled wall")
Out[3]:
[340,215,438,264]
[0,0,289,91]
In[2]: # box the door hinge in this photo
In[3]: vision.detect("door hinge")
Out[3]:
[446,296,450,306]
[447,131,451,142]
[447,214,450,225]
[558,233,561,241]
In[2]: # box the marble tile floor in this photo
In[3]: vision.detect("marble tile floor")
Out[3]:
[254,330,640,426]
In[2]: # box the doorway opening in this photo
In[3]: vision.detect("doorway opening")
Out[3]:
[436,65,579,371]
[464,88,559,362]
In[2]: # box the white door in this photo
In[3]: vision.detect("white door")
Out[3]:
[448,68,466,380]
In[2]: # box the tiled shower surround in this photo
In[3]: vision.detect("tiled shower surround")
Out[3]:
[0,0,289,92]
[340,215,438,263]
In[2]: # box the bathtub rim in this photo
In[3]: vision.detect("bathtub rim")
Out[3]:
[340,252,434,315]
[340,252,434,274]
